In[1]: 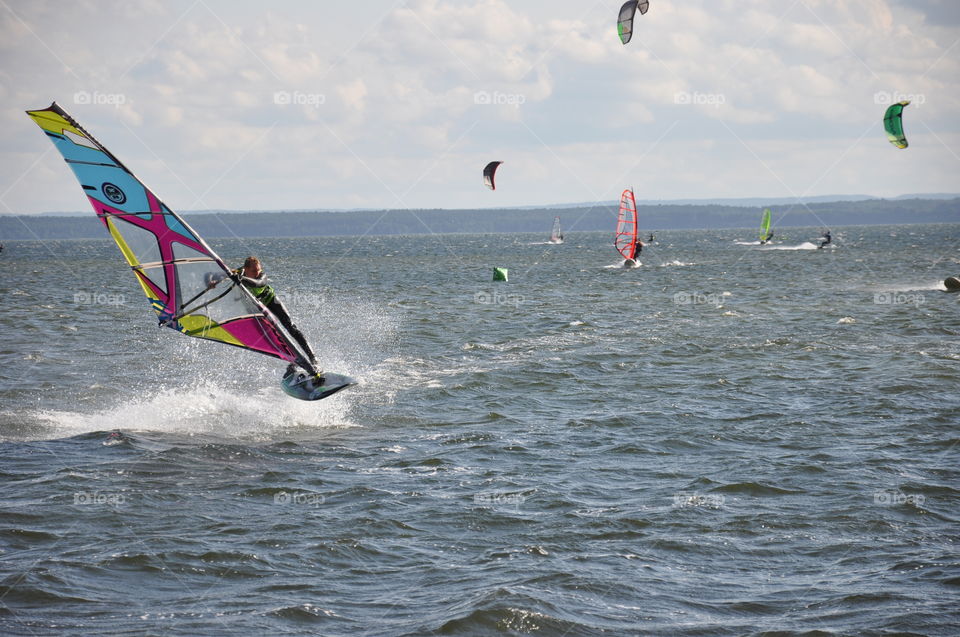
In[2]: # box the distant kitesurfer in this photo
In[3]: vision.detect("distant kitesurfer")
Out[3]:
[649,233,654,242]
[818,230,832,249]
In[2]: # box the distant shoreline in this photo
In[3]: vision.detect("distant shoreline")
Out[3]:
[1,198,957,241]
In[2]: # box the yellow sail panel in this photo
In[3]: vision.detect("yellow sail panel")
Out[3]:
[26,109,96,147]
[178,315,245,347]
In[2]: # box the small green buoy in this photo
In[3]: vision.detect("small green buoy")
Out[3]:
[493,267,508,282]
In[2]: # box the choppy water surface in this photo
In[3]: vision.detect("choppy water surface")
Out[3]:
[1,224,958,636]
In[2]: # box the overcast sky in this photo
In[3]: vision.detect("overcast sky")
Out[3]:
[2,0,958,214]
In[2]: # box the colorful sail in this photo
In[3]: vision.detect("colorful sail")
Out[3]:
[617,0,649,45]
[550,216,562,243]
[883,100,909,149]
[483,161,503,190]
[615,188,639,259]
[26,102,314,372]
[760,208,771,242]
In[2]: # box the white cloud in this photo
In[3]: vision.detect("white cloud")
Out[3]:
[1,0,957,215]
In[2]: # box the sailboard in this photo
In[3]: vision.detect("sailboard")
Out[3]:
[759,208,772,243]
[282,370,356,401]
[615,188,639,267]
[26,102,353,402]
[549,216,563,244]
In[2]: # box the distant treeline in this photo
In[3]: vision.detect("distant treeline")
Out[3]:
[2,198,957,240]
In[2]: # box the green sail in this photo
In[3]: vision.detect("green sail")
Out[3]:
[883,101,909,149]
[760,208,771,242]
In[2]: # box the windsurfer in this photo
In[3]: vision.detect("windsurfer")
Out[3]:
[760,231,774,245]
[239,257,317,368]
[211,256,318,369]
[818,231,831,249]
[633,239,644,258]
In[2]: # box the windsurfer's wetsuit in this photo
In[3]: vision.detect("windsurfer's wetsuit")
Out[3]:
[819,232,831,249]
[234,269,318,367]
[633,241,644,258]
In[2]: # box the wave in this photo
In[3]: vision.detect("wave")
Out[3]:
[20,381,359,442]
[762,241,821,250]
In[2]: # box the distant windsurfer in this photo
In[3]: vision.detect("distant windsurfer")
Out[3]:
[818,230,831,249]
[760,230,774,245]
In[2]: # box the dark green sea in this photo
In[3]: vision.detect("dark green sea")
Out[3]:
[1,224,958,635]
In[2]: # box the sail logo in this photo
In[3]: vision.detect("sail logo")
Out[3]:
[102,183,126,205]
